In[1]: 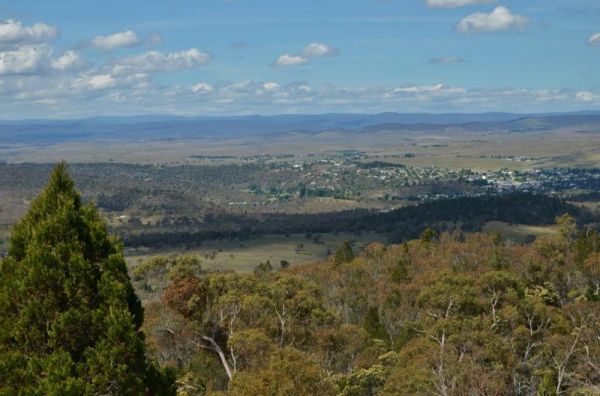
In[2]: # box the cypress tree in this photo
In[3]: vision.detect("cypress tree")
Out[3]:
[0,163,174,395]
[334,240,354,267]
[363,306,387,342]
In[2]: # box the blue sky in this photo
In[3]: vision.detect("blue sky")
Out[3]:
[0,0,599,118]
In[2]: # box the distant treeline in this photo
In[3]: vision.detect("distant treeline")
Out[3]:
[355,161,406,169]
[122,193,588,248]
[568,191,600,202]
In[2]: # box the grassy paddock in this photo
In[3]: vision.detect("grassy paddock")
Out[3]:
[125,232,387,273]
[482,221,558,243]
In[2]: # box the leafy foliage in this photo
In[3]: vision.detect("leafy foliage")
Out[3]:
[141,214,600,395]
[0,163,174,395]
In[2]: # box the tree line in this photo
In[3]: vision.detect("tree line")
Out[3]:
[123,192,585,248]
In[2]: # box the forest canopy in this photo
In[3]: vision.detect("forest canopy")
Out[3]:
[138,214,600,395]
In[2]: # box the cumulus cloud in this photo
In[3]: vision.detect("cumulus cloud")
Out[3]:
[2,74,599,118]
[0,19,85,76]
[274,42,339,67]
[109,48,211,75]
[426,0,494,9]
[191,82,214,93]
[302,43,339,58]
[86,74,116,90]
[575,91,600,103]
[0,44,51,75]
[262,82,280,90]
[92,30,140,50]
[51,50,84,71]
[68,71,150,94]
[386,84,466,96]
[0,17,214,112]
[0,19,58,48]
[456,7,529,33]
[92,30,163,50]
[588,32,600,47]
[0,19,209,115]
[203,83,585,111]
[274,54,310,67]
[172,83,599,115]
[429,56,465,64]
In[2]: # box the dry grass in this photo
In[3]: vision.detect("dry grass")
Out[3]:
[482,221,558,243]
[125,232,386,273]
[2,128,599,170]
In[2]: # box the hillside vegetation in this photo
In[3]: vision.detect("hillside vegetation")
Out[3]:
[2,164,600,395]
[138,215,600,395]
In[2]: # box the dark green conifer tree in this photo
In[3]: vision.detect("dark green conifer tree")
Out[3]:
[363,306,387,342]
[420,227,438,247]
[0,163,174,395]
[334,240,354,266]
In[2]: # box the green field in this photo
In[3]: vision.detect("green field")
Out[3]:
[482,221,558,243]
[126,232,386,273]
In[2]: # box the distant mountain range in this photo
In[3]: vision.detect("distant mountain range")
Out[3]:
[1,111,599,144]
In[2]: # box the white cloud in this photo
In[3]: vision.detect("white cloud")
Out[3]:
[2,75,599,118]
[51,50,84,71]
[0,44,51,75]
[456,6,529,33]
[173,83,598,114]
[274,54,309,67]
[575,91,600,103]
[429,56,465,64]
[262,82,280,91]
[191,82,214,93]
[275,42,338,67]
[302,43,339,58]
[92,30,140,50]
[426,0,494,9]
[588,32,600,47]
[87,74,116,90]
[69,72,150,93]
[0,19,86,77]
[0,19,58,48]
[386,84,467,97]
[109,48,211,75]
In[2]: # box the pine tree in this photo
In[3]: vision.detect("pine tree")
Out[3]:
[0,163,174,395]
[363,306,387,342]
[420,227,438,247]
[334,240,354,266]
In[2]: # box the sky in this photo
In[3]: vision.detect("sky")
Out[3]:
[0,0,599,119]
